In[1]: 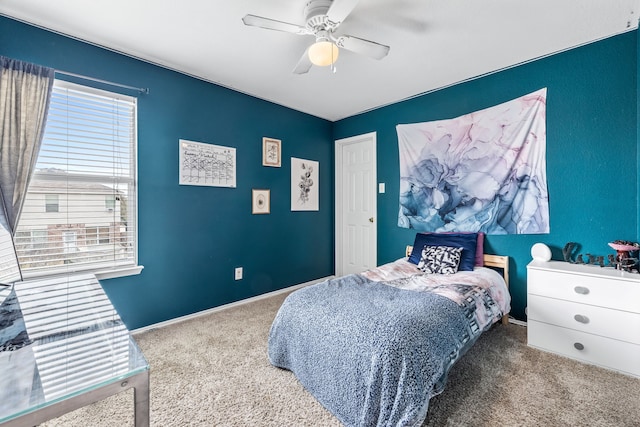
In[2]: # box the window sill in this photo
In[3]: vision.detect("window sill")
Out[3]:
[95,265,144,281]
[20,265,144,282]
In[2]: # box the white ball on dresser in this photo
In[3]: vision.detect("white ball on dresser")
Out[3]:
[531,243,552,261]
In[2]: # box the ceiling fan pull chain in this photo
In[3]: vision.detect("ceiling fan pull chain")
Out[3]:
[331,43,337,74]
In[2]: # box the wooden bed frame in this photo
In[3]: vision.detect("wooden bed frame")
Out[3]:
[405,245,510,325]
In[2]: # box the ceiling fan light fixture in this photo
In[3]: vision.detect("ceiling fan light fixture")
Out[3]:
[308,40,339,67]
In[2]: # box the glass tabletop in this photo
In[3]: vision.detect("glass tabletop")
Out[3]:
[0,273,149,423]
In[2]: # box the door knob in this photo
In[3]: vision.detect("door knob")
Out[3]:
[369,217,374,223]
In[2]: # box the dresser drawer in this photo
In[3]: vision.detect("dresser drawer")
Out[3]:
[527,294,640,344]
[527,267,640,312]
[528,320,640,377]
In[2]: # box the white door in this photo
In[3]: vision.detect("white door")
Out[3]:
[62,231,77,254]
[335,132,377,276]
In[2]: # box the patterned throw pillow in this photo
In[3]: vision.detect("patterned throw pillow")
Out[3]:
[417,245,463,274]
[408,232,478,270]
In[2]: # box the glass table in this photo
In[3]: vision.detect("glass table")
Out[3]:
[0,274,150,426]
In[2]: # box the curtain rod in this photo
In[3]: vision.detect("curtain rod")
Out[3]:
[54,70,150,95]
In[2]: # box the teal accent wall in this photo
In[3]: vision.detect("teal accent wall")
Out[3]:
[0,16,335,329]
[2,16,638,324]
[334,31,638,320]
[638,27,640,241]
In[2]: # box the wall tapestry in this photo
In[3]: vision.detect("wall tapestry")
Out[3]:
[291,157,319,211]
[179,139,236,188]
[397,88,548,234]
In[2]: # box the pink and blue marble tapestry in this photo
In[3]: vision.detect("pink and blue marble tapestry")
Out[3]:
[397,88,548,234]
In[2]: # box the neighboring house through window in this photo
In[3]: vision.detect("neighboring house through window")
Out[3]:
[14,80,139,278]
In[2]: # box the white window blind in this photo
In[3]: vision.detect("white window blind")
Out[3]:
[15,80,138,278]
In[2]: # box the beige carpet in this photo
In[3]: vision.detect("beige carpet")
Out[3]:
[41,291,640,427]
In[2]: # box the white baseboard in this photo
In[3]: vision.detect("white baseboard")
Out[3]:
[508,318,527,327]
[131,275,334,335]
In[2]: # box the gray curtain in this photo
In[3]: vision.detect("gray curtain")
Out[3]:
[0,56,54,284]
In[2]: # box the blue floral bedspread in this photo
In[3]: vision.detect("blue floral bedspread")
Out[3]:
[268,273,496,427]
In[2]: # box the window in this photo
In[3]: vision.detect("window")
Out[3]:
[15,80,139,278]
[85,227,97,245]
[105,195,116,211]
[14,229,48,251]
[86,226,111,245]
[32,230,49,249]
[45,194,59,212]
[98,227,111,244]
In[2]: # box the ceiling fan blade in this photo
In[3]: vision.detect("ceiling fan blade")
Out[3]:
[293,50,313,74]
[326,0,360,25]
[242,14,309,35]
[335,35,390,60]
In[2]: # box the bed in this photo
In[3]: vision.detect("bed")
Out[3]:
[268,232,511,427]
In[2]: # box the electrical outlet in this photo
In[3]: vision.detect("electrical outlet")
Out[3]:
[234,267,243,280]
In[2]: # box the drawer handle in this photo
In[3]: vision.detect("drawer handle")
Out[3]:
[574,286,590,295]
[574,342,585,351]
[574,314,590,324]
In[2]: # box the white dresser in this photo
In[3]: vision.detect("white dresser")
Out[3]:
[527,260,640,377]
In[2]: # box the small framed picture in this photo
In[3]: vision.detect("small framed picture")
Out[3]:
[252,189,270,214]
[262,137,281,167]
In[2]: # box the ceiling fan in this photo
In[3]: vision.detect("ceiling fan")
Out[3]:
[242,0,390,74]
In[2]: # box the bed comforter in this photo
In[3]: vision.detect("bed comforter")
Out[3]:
[267,260,510,427]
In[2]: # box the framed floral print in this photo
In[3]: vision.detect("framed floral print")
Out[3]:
[262,137,281,167]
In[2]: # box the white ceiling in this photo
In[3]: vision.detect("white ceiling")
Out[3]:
[1,0,639,121]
